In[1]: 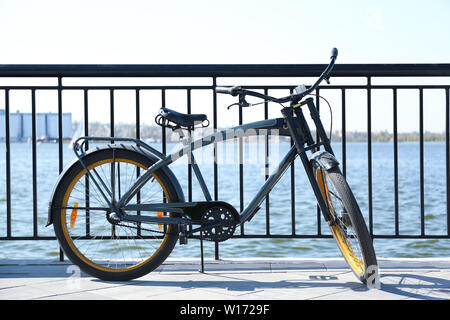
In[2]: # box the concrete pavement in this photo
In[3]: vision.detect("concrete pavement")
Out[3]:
[0,258,449,300]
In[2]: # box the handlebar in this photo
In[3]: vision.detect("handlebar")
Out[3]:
[215,86,237,95]
[215,48,338,105]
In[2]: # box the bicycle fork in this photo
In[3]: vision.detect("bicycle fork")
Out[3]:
[280,99,335,224]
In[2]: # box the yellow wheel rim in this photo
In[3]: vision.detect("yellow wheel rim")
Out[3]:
[61,157,172,273]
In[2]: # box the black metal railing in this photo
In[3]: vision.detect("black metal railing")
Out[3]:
[0,63,449,260]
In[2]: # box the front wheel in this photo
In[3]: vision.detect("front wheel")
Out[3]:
[314,165,378,284]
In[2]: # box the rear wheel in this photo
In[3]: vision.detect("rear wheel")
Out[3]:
[52,148,180,281]
[314,165,378,284]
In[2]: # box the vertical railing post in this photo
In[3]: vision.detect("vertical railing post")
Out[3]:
[161,89,166,155]
[135,89,141,237]
[57,77,63,173]
[316,89,321,236]
[186,89,193,238]
[446,88,450,236]
[84,89,90,238]
[31,89,37,238]
[4,89,11,239]
[419,88,425,236]
[264,88,271,235]
[110,89,114,141]
[393,88,399,236]
[109,89,116,237]
[239,92,244,236]
[289,88,296,236]
[212,77,219,260]
[135,89,140,141]
[367,77,373,236]
[187,89,193,203]
[57,76,64,262]
[341,88,346,178]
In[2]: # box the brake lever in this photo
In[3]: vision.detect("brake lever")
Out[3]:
[227,94,251,109]
[227,103,239,109]
[227,102,253,109]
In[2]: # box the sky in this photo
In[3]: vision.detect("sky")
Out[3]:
[0,0,449,132]
[0,0,449,64]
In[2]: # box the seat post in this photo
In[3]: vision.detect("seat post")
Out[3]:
[177,127,192,146]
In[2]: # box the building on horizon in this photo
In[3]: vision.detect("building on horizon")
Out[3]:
[0,109,72,142]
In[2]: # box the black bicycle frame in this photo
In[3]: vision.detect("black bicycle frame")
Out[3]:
[73,97,335,229]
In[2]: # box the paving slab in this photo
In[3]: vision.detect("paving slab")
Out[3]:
[0,258,449,300]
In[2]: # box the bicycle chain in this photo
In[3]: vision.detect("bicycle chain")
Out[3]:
[114,222,226,242]
[115,222,177,236]
[114,205,236,242]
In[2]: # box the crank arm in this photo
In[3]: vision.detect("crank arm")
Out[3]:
[119,214,201,226]
[123,202,198,214]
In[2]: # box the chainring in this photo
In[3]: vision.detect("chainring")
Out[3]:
[200,206,236,242]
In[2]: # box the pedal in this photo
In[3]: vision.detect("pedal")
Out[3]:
[179,233,188,245]
[179,224,188,245]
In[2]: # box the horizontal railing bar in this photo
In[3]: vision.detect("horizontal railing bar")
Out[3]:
[1,234,449,241]
[314,85,450,90]
[0,85,449,91]
[230,234,450,239]
[0,64,450,77]
[370,235,450,239]
[0,86,214,90]
[0,237,58,240]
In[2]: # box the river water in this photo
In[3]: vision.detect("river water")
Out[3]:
[0,141,449,259]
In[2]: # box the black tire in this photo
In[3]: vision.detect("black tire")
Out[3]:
[52,147,180,281]
[314,165,378,284]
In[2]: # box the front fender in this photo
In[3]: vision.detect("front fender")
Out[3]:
[46,144,185,227]
[310,150,340,171]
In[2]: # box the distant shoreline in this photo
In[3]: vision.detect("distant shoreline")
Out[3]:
[2,123,445,143]
[72,122,448,143]
[1,131,446,144]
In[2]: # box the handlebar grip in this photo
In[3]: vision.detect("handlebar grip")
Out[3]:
[215,86,241,96]
[215,87,233,94]
[331,47,338,59]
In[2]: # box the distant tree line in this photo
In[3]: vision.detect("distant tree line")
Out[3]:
[73,122,446,143]
[331,130,446,142]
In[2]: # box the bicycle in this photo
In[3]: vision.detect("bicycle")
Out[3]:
[47,48,378,283]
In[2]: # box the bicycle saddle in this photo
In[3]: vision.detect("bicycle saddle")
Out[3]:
[157,107,208,128]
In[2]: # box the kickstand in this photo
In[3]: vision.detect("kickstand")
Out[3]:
[199,231,205,273]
